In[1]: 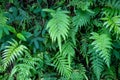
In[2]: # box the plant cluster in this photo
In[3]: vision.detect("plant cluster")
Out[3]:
[0,0,120,80]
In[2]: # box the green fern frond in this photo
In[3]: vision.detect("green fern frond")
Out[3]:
[2,39,29,69]
[80,35,89,61]
[9,63,36,80]
[68,26,78,45]
[53,53,72,78]
[61,41,75,66]
[73,10,92,28]
[102,16,120,38]
[18,57,42,67]
[9,55,42,80]
[71,71,83,80]
[71,64,88,80]
[44,8,70,51]
[103,0,120,16]
[101,66,116,80]
[70,0,93,12]
[91,53,104,80]
[90,32,112,67]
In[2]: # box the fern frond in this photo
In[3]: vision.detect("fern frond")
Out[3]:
[44,8,70,51]
[80,35,89,64]
[61,41,75,66]
[102,16,120,38]
[2,39,29,69]
[103,0,120,16]
[101,66,116,80]
[9,63,36,80]
[0,13,16,39]
[71,64,88,80]
[91,53,104,80]
[90,32,112,67]
[53,53,72,78]
[18,57,42,67]
[73,10,92,28]
[70,0,93,12]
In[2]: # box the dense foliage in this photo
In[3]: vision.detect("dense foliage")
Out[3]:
[0,0,120,80]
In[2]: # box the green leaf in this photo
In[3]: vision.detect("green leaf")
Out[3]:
[17,33,26,41]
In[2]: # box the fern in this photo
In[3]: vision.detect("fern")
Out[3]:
[9,63,36,80]
[91,52,104,80]
[68,26,78,45]
[53,53,72,78]
[9,55,42,80]
[102,16,120,38]
[90,32,112,67]
[2,39,29,69]
[80,35,89,66]
[101,66,116,80]
[52,41,74,78]
[18,57,43,68]
[61,41,75,67]
[103,0,120,17]
[43,8,70,51]
[70,0,93,12]
[72,9,92,28]
[0,13,16,39]
[71,64,88,80]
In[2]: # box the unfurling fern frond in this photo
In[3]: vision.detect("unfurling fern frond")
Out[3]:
[90,32,112,67]
[53,53,72,78]
[73,10,92,28]
[102,16,120,38]
[2,39,29,69]
[43,8,70,51]
[91,52,104,80]
[103,0,120,17]
[61,41,75,67]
